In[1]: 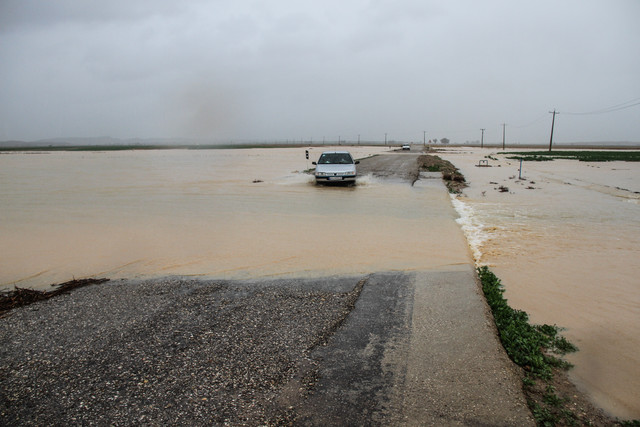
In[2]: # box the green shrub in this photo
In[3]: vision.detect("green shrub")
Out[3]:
[477,267,577,379]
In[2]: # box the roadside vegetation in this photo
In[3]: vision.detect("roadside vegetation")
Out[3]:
[417,155,466,193]
[502,151,640,162]
[478,267,639,426]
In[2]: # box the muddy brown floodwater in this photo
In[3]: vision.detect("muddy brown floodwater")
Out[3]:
[0,147,470,289]
[439,147,640,420]
[3,146,638,420]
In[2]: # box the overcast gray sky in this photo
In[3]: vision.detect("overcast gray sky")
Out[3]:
[1,0,639,144]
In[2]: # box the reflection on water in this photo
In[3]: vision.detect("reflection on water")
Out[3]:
[0,147,470,290]
[440,148,640,419]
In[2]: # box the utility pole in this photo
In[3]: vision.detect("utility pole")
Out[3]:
[423,130,426,147]
[480,128,485,149]
[385,133,387,147]
[502,123,506,150]
[548,109,559,152]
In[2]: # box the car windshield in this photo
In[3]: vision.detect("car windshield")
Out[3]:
[318,153,353,164]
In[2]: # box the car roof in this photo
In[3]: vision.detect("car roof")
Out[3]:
[320,151,351,154]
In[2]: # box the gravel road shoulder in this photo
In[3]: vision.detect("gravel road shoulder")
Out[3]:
[1,270,533,426]
[1,276,365,425]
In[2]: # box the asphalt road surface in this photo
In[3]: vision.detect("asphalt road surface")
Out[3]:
[1,154,534,426]
[357,150,423,182]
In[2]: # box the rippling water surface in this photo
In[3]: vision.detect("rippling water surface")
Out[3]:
[1,147,470,289]
[440,148,640,419]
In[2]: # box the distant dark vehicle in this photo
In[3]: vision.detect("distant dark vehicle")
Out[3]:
[312,151,359,184]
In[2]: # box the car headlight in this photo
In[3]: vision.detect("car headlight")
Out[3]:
[316,172,327,176]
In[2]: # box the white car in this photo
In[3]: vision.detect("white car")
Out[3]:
[402,144,411,150]
[313,151,359,184]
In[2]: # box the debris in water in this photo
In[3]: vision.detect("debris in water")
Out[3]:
[0,278,109,315]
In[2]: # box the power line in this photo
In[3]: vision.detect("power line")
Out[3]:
[564,96,640,115]
[511,113,549,128]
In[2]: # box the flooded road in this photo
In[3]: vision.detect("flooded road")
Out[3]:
[439,147,640,419]
[2,147,536,425]
[4,145,638,419]
[0,147,470,289]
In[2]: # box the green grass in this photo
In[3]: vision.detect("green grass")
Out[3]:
[417,155,466,193]
[477,266,579,425]
[478,266,577,379]
[478,268,640,425]
[502,151,640,162]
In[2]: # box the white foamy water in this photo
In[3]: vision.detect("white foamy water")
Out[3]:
[0,147,471,290]
[440,148,640,419]
[450,196,488,262]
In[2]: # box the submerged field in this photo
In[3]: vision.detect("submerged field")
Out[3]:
[439,147,640,419]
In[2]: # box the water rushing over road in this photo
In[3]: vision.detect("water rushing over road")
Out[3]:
[4,145,638,419]
[2,148,538,425]
[1,147,470,289]
[439,148,640,419]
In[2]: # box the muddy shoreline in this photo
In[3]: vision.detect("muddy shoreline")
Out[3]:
[0,278,109,316]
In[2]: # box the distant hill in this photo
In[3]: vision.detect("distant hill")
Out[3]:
[0,137,196,147]
[562,141,640,147]
[0,140,31,147]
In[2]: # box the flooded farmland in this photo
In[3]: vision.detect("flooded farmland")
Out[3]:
[440,147,640,419]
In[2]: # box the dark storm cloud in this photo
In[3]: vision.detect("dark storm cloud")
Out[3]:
[1,0,639,144]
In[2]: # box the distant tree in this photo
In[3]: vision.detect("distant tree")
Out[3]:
[433,138,438,143]
[441,138,450,144]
